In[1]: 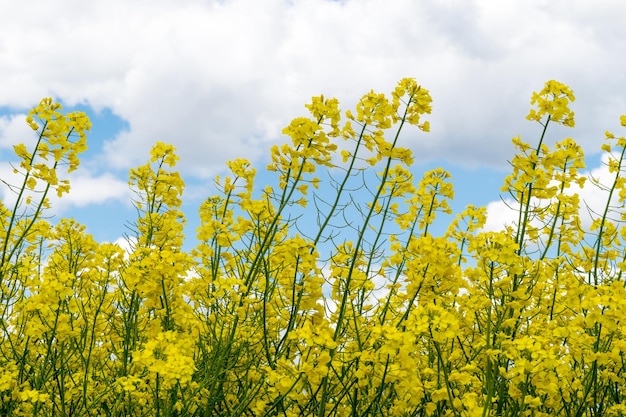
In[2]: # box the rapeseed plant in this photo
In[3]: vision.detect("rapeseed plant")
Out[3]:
[1,80,626,416]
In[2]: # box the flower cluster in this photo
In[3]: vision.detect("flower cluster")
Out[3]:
[2,80,626,416]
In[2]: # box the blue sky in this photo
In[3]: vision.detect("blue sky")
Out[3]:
[0,0,624,249]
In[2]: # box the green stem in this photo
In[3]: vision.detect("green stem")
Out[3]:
[312,122,369,248]
[515,115,551,254]
[591,145,626,285]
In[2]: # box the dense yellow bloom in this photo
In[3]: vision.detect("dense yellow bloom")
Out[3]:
[6,81,626,416]
[526,79,575,127]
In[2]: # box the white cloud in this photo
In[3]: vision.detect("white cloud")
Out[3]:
[0,162,130,215]
[111,235,136,258]
[483,197,519,233]
[51,172,131,211]
[0,113,32,149]
[1,0,624,182]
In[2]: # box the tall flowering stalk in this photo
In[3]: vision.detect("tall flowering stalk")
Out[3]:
[2,81,626,416]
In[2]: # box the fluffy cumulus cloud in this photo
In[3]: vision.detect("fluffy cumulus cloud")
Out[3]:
[1,0,626,244]
[1,0,625,179]
[0,113,32,149]
[49,172,132,212]
[0,160,130,216]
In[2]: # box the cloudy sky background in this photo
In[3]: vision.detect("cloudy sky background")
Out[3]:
[1,0,626,246]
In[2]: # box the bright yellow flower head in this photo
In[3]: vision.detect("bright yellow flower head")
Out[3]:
[526,80,575,127]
